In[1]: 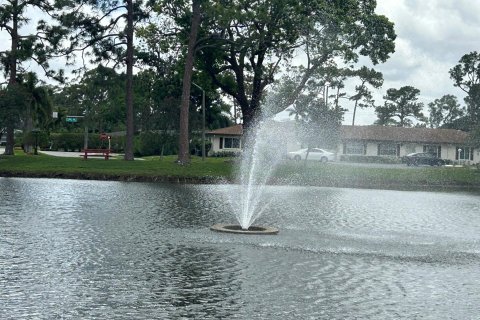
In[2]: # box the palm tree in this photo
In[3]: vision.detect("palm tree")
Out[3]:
[21,73,53,153]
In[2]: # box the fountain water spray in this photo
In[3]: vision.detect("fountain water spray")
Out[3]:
[235,119,287,229]
[210,100,296,234]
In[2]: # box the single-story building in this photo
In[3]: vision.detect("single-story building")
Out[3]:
[207,123,478,164]
[340,125,476,164]
[207,124,243,154]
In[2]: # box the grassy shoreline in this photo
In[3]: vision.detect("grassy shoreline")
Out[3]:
[1,152,480,191]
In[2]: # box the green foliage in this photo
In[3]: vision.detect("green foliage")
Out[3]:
[20,73,54,131]
[49,132,125,152]
[375,86,426,127]
[210,151,241,158]
[134,131,178,157]
[339,154,402,164]
[22,131,50,150]
[0,84,28,128]
[193,0,396,128]
[57,0,148,67]
[349,66,383,125]
[467,125,480,148]
[53,66,126,132]
[279,75,343,150]
[189,137,211,156]
[49,133,84,151]
[428,94,465,128]
[449,51,480,125]
[0,0,65,80]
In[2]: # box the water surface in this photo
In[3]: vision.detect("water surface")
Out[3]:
[1,178,479,319]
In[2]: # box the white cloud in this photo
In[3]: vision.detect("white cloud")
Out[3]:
[343,0,477,125]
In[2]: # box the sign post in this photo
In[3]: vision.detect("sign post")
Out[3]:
[66,116,87,149]
[100,133,112,150]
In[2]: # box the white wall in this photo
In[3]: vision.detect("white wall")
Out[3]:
[208,135,242,154]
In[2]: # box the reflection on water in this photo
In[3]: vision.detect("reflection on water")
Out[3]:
[1,178,479,319]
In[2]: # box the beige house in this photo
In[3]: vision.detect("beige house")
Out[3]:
[340,125,477,164]
[207,124,478,164]
[207,124,243,154]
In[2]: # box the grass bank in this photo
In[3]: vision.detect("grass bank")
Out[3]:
[275,162,480,191]
[0,152,233,183]
[1,151,479,191]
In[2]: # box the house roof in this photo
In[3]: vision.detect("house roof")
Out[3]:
[341,125,468,144]
[206,124,243,136]
[206,124,470,144]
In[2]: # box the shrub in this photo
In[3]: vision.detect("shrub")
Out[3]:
[210,150,241,157]
[189,137,212,156]
[134,131,178,157]
[340,154,402,164]
[49,132,125,152]
[49,133,83,151]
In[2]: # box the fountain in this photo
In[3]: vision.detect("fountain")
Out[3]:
[211,106,295,235]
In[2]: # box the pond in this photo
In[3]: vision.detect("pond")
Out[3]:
[1,178,479,319]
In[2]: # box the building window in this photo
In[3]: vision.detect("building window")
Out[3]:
[423,145,441,158]
[456,146,474,161]
[378,143,399,156]
[223,137,240,149]
[343,141,365,155]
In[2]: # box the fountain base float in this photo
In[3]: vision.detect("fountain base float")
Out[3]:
[210,224,279,235]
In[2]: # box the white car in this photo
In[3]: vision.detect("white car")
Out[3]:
[287,148,336,162]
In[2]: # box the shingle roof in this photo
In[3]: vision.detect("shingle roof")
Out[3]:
[206,124,243,136]
[206,124,469,144]
[341,125,468,144]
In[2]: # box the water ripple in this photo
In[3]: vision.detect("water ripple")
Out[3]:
[1,178,480,319]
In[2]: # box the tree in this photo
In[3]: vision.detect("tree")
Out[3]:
[427,94,465,128]
[54,66,126,133]
[0,84,29,148]
[449,51,480,126]
[58,0,149,160]
[375,86,426,127]
[20,72,53,152]
[294,95,343,152]
[468,125,480,150]
[0,0,65,155]
[198,0,395,130]
[177,0,202,165]
[277,72,344,159]
[350,66,383,126]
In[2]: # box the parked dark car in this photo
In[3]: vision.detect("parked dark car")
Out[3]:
[403,152,445,166]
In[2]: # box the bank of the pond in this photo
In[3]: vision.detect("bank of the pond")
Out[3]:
[1,152,479,191]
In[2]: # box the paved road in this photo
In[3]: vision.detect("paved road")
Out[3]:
[0,147,121,159]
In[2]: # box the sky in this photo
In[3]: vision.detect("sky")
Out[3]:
[1,1,479,126]
[345,0,480,125]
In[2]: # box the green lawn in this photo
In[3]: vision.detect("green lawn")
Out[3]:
[275,162,480,190]
[0,152,233,181]
[1,151,479,190]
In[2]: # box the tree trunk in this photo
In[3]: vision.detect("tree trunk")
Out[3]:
[352,100,358,126]
[124,0,134,161]
[177,0,201,165]
[24,104,33,153]
[4,4,19,156]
